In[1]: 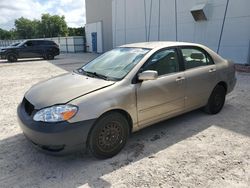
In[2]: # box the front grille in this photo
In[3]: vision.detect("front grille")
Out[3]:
[23,98,34,116]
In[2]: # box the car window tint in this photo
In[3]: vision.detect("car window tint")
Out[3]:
[44,41,51,45]
[27,41,40,46]
[181,48,213,69]
[36,41,43,45]
[44,41,55,45]
[26,41,33,46]
[143,49,179,76]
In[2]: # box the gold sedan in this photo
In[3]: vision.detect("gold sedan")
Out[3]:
[18,42,236,158]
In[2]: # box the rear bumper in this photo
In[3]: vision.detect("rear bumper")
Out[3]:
[56,50,60,56]
[227,77,237,94]
[54,48,60,56]
[17,103,95,155]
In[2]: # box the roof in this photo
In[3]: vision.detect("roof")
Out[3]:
[121,41,201,49]
[121,41,225,62]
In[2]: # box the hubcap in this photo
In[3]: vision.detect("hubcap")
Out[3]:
[10,56,15,61]
[97,121,123,152]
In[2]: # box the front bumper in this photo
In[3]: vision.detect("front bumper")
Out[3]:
[0,52,6,59]
[17,102,96,155]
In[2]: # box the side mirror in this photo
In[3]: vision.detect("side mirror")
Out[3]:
[138,70,158,81]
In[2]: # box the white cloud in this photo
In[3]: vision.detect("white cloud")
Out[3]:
[55,0,86,28]
[0,0,86,30]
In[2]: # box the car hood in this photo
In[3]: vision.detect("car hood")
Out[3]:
[25,72,115,109]
[1,46,18,51]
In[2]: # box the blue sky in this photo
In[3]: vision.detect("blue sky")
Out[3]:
[0,0,86,30]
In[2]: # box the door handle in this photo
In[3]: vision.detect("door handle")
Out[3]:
[209,68,216,73]
[176,76,185,82]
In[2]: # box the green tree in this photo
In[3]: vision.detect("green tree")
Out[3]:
[1,13,83,40]
[0,28,10,39]
[68,27,85,36]
[0,28,16,40]
[15,17,39,39]
[40,14,68,37]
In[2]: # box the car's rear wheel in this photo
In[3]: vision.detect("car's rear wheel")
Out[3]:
[204,85,226,114]
[44,52,54,60]
[88,112,129,159]
[7,53,17,62]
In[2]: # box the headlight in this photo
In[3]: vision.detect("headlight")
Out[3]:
[33,104,78,122]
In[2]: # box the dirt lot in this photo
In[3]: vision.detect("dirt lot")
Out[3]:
[0,54,250,188]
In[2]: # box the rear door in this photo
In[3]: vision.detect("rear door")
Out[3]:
[136,48,186,127]
[179,46,217,110]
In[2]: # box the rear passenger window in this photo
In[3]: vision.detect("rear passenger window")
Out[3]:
[181,48,213,70]
[45,41,52,45]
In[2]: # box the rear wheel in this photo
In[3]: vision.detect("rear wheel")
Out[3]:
[7,53,17,62]
[44,52,54,60]
[204,85,226,114]
[88,112,129,159]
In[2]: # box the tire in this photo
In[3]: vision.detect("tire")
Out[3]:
[88,112,129,159]
[7,53,17,62]
[44,52,54,60]
[204,85,226,114]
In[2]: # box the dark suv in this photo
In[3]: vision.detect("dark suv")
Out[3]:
[0,40,60,62]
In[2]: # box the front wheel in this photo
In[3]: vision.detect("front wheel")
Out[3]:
[7,53,17,62]
[204,85,226,114]
[87,112,129,159]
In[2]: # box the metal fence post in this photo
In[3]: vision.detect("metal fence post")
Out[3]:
[247,40,250,65]
[66,37,68,53]
[73,37,75,53]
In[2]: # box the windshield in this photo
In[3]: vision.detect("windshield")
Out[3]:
[17,41,27,47]
[10,42,20,47]
[80,47,150,80]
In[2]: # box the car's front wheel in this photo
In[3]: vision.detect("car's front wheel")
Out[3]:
[204,85,226,114]
[7,53,17,62]
[88,112,129,159]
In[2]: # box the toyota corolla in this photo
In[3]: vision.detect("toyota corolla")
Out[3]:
[17,42,236,159]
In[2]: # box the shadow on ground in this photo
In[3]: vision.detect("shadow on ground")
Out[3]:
[0,101,248,187]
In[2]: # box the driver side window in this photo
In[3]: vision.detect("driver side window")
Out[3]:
[142,48,179,76]
[25,41,34,47]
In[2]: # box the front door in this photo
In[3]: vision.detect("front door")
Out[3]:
[136,48,186,127]
[19,41,39,58]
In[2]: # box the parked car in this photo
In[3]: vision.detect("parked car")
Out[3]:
[0,40,60,62]
[17,42,236,158]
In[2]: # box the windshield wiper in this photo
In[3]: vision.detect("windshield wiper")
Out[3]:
[92,72,109,80]
[76,68,120,81]
[78,69,109,80]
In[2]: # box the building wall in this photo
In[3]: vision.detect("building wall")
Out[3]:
[85,0,113,52]
[112,0,250,64]
[219,0,250,64]
[85,22,103,53]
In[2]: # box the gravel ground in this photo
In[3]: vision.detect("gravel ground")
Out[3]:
[0,54,250,188]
